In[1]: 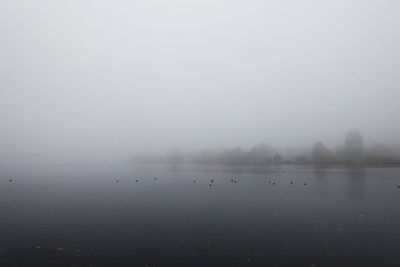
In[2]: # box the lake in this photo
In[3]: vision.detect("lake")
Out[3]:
[1,163,399,266]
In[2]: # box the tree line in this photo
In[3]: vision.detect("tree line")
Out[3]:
[133,129,400,165]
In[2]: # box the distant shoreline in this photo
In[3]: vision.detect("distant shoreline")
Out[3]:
[130,161,400,168]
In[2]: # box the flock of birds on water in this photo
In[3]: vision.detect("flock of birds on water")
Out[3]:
[108,176,400,189]
[5,174,400,189]
[112,177,309,187]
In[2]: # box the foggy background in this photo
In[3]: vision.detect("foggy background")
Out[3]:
[1,0,399,164]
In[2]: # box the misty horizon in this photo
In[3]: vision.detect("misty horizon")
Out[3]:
[1,0,400,164]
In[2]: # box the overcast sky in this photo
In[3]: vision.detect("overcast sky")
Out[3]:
[1,0,399,163]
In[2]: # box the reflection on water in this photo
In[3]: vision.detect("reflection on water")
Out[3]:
[346,167,366,201]
[0,163,399,267]
[313,166,328,194]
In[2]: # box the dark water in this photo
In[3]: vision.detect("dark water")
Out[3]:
[1,164,400,267]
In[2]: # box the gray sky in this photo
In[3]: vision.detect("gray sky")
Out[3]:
[1,0,399,163]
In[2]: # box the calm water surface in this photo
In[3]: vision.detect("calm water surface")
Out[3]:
[1,164,400,266]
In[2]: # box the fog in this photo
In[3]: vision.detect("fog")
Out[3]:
[1,0,399,164]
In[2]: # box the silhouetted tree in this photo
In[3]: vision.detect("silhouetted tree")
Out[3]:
[344,129,364,162]
[247,144,274,164]
[312,142,334,163]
